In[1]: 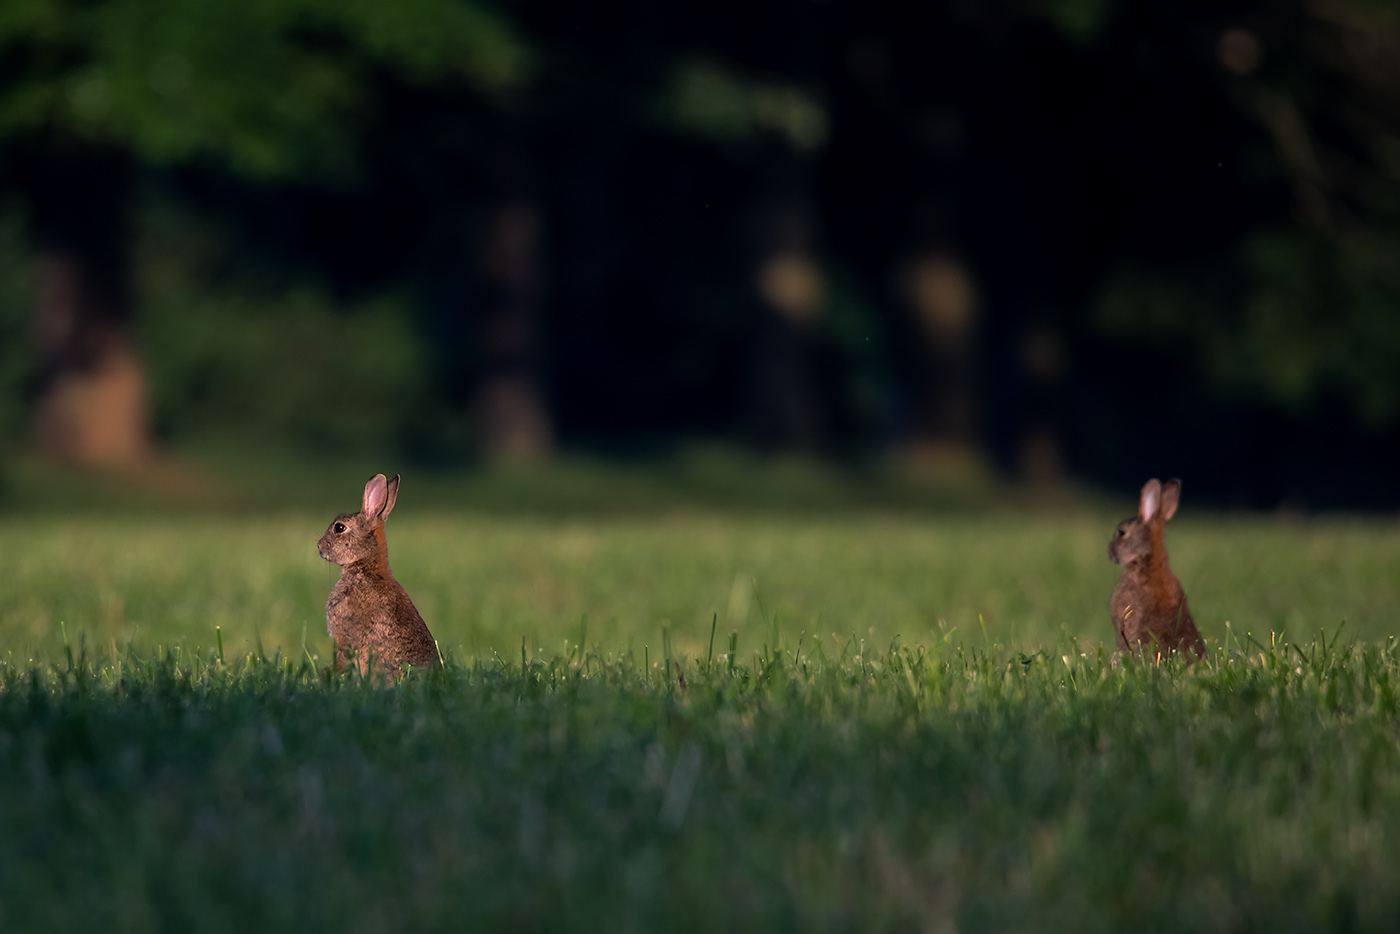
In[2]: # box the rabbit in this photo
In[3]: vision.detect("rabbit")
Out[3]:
[1108,478,1206,662]
[318,473,438,677]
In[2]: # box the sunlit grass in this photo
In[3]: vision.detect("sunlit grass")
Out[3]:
[3,499,1399,930]
[2,512,1396,665]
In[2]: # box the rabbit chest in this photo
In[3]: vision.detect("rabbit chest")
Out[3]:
[325,566,396,643]
[1111,566,1202,659]
[1111,572,1185,642]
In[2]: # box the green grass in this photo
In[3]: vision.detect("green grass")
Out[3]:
[0,441,1009,517]
[2,511,1397,665]
[5,638,1400,932]
[3,501,1400,930]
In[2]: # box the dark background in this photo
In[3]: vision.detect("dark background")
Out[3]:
[1,0,1397,508]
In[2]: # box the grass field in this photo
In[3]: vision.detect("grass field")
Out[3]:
[5,511,1400,666]
[6,635,1400,931]
[3,462,1400,931]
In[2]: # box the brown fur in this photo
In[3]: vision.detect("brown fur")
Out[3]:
[1108,478,1205,662]
[318,473,438,677]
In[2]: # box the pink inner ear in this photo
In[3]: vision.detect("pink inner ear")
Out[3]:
[363,475,388,517]
[1160,481,1181,521]
[1140,483,1159,523]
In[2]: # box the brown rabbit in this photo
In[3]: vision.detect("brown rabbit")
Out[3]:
[318,473,438,677]
[1108,478,1205,661]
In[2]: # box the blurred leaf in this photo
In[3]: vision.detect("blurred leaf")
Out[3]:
[818,264,890,440]
[0,0,534,179]
[135,208,436,449]
[658,57,829,156]
[1030,0,1119,44]
[331,0,535,92]
[0,209,36,445]
[1094,229,1400,429]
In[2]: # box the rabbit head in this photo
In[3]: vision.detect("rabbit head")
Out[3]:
[318,473,400,568]
[1108,478,1180,567]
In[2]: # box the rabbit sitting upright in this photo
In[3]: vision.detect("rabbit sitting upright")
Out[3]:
[319,473,438,677]
[1109,478,1206,662]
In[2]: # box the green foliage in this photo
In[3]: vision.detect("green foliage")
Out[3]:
[818,264,890,441]
[1235,231,1400,428]
[1032,0,1119,44]
[0,194,444,456]
[0,0,533,178]
[140,286,436,450]
[4,633,1400,930]
[133,204,440,451]
[0,208,35,446]
[658,56,829,156]
[1095,228,1400,428]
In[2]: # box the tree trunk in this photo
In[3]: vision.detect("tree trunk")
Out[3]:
[901,250,978,440]
[745,163,825,450]
[898,248,982,475]
[473,198,553,463]
[24,144,152,467]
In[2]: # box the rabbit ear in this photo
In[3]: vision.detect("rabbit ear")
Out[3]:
[362,474,389,518]
[381,475,401,520]
[1159,479,1182,521]
[1139,479,1162,523]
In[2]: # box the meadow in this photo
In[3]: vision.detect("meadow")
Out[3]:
[2,463,1400,931]
[5,510,1399,666]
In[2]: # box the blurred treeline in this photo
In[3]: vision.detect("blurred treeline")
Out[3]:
[0,0,1398,507]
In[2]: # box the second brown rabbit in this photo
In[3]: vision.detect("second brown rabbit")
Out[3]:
[318,473,438,677]
[1108,478,1206,661]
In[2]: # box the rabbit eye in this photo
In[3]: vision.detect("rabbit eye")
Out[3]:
[333,522,347,534]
